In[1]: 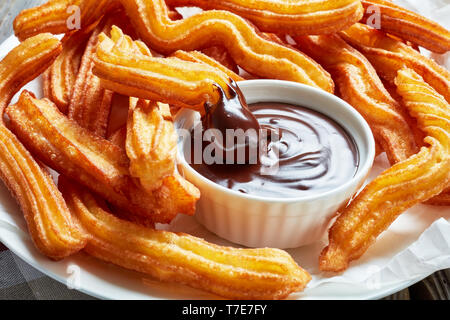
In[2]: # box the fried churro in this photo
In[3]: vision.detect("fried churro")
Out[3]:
[340,23,450,203]
[121,0,333,92]
[13,0,120,41]
[340,23,450,103]
[6,92,198,224]
[94,26,234,112]
[0,34,86,260]
[59,178,311,299]
[67,15,116,137]
[14,0,334,92]
[42,31,89,113]
[296,34,417,164]
[361,0,450,53]
[166,0,363,36]
[320,68,450,272]
[126,98,177,192]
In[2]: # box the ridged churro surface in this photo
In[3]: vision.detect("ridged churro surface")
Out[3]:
[340,24,450,103]
[166,0,363,35]
[60,178,311,300]
[6,92,198,224]
[361,0,450,53]
[296,34,417,164]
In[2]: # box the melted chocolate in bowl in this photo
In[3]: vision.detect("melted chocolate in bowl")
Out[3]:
[190,101,359,198]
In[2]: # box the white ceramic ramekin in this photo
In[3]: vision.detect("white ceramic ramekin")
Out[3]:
[174,80,375,249]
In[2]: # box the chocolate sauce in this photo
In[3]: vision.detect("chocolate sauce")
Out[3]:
[190,100,359,198]
[202,81,261,164]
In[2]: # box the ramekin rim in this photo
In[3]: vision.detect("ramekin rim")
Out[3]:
[175,79,376,204]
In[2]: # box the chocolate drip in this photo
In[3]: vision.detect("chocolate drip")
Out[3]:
[191,102,359,198]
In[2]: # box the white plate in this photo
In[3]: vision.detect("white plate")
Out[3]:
[0,35,449,300]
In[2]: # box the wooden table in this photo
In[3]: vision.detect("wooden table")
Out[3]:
[1,0,449,301]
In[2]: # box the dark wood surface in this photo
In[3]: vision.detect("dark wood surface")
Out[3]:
[0,0,449,301]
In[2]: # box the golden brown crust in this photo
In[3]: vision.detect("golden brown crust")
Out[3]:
[118,0,334,92]
[424,189,450,206]
[42,68,52,101]
[126,98,178,192]
[94,27,232,112]
[14,0,334,92]
[200,46,240,75]
[380,79,426,150]
[6,92,198,224]
[108,126,127,149]
[339,23,450,204]
[166,0,364,35]
[59,177,311,300]
[44,31,90,113]
[296,34,418,164]
[340,24,450,103]
[67,16,117,137]
[13,0,120,41]
[340,24,450,205]
[0,34,87,260]
[319,68,450,272]
[361,0,450,53]
[172,50,243,82]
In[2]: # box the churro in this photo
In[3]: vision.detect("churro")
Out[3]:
[340,23,450,203]
[42,30,89,113]
[296,34,417,164]
[60,178,311,300]
[126,98,178,192]
[13,0,120,41]
[121,0,333,92]
[320,68,450,272]
[94,27,233,112]
[171,50,243,82]
[0,34,86,260]
[14,0,334,92]
[67,15,116,137]
[361,0,450,53]
[6,92,198,224]
[340,23,450,103]
[166,0,364,35]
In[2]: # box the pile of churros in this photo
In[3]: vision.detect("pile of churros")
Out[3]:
[0,0,446,299]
